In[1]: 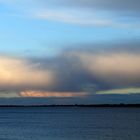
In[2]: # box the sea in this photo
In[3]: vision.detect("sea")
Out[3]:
[0,107,139,140]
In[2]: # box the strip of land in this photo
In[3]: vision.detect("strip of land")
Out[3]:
[0,104,140,107]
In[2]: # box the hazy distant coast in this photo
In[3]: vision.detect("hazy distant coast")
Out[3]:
[0,104,140,107]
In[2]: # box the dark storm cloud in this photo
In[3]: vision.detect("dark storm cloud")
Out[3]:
[30,53,93,92]
[29,40,140,93]
[1,40,140,97]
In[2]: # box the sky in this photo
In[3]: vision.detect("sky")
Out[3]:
[0,0,140,104]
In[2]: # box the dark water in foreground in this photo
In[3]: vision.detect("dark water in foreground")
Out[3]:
[0,107,140,140]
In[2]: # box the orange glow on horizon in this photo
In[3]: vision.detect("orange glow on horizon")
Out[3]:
[20,91,88,98]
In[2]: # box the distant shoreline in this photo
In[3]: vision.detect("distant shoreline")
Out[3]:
[0,104,140,107]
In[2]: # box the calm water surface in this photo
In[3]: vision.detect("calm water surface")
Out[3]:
[0,107,139,140]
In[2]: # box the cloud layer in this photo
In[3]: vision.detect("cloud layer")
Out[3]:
[0,41,140,98]
[76,52,140,87]
[0,56,54,91]
[52,0,140,13]
[1,0,140,27]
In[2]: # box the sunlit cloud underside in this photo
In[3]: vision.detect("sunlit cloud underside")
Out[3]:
[20,91,88,98]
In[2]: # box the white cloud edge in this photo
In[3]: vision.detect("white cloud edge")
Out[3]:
[1,0,140,28]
